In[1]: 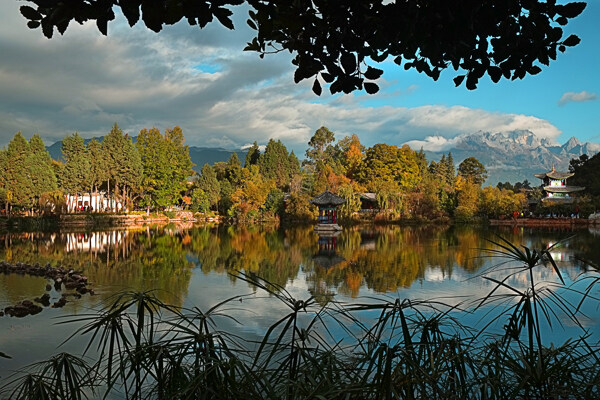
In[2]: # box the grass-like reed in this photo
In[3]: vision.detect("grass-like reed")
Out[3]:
[1,237,599,400]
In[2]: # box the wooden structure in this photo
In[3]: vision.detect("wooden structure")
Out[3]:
[310,190,345,232]
[534,164,584,204]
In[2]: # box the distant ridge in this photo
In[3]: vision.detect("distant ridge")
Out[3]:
[46,137,248,173]
[417,130,600,184]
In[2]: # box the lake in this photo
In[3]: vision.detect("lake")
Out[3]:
[1,223,600,381]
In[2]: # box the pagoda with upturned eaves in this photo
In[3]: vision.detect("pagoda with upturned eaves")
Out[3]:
[310,190,346,233]
[534,164,584,203]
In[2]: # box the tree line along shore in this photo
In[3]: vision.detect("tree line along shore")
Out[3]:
[1,124,599,225]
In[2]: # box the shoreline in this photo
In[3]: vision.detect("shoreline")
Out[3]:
[489,217,599,227]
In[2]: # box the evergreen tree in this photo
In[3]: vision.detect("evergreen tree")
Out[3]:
[137,127,169,212]
[164,126,194,207]
[4,133,35,213]
[197,164,220,210]
[226,152,242,186]
[305,126,335,169]
[458,157,488,186]
[87,138,107,212]
[102,123,128,211]
[61,132,90,212]
[244,142,260,167]
[27,134,58,211]
[260,139,294,189]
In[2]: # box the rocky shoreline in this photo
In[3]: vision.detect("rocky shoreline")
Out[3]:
[0,261,93,318]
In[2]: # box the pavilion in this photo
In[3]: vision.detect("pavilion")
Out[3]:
[310,190,346,232]
[534,164,584,204]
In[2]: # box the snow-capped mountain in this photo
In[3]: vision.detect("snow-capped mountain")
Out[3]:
[420,131,600,185]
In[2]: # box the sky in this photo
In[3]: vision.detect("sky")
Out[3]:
[1,1,599,155]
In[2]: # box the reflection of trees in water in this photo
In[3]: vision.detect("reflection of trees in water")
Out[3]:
[0,228,194,307]
[190,225,315,292]
[1,225,597,307]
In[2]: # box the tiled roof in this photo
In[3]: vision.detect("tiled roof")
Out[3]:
[543,185,585,193]
[310,190,346,206]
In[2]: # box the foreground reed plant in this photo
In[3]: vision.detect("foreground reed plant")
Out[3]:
[1,238,600,400]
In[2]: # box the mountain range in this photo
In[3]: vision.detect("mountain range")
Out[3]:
[420,131,600,185]
[46,130,599,185]
[46,138,247,173]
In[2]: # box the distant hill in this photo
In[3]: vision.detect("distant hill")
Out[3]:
[419,131,600,185]
[47,137,247,173]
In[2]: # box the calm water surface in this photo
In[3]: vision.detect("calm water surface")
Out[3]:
[1,223,599,376]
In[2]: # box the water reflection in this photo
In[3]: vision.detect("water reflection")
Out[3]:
[1,224,597,308]
[1,224,600,379]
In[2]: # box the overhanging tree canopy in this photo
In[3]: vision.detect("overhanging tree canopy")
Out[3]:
[19,0,586,94]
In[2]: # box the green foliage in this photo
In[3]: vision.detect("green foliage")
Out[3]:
[259,139,296,189]
[458,157,488,186]
[570,153,600,197]
[191,188,211,213]
[197,164,220,210]
[357,143,421,191]
[455,180,481,222]
[264,187,285,215]
[284,193,316,221]
[244,141,261,167]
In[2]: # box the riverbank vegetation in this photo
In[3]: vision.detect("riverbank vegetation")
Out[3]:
[1,126,596,224]
[1,238,599,399]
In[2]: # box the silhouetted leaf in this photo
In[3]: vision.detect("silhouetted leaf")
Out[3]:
[453,75,465,87]
[247,18,257,30]
[121,0,141,26]
[27,20,41,29]
[466,73,478,90]
[214,7,234,30]
[488,66,502,83]
[364,82,379,94]
[563,34,581,47]
[321,72,334,83]
[312,78,322,96]
[20,5,41,21]
[340,52,356,74]
[41,19,53,38]
[557,2,586,18]
[555,16,568,26]
[529,65,542,75]
[96,18,107,35]
[363,66,383,80]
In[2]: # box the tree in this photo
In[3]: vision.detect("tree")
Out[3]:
[27,134,58,212]
[458,157,488,186]
[337,134,365,180]
[570,153,600,196]
[164,126,194,207]
[87,138,107,212]
[260,139,296,189]
[4,132,35,213]
[61,132,90,212]
[305,126,336,171]
[136,127,168,212]
[19,1,586,94]
[197,164,220,210]
[244,142,261,167]
[356,143,421,191]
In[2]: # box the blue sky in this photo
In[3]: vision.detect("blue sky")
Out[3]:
[0,1,598,154]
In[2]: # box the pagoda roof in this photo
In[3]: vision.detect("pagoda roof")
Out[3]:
[543,185,585,193]
[310,190,346,206]
[534,164,574,180]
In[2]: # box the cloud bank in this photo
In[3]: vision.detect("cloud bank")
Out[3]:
[0,2,563,155]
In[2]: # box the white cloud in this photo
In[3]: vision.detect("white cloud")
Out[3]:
[558,90,598,106]
[0,1,563,154]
